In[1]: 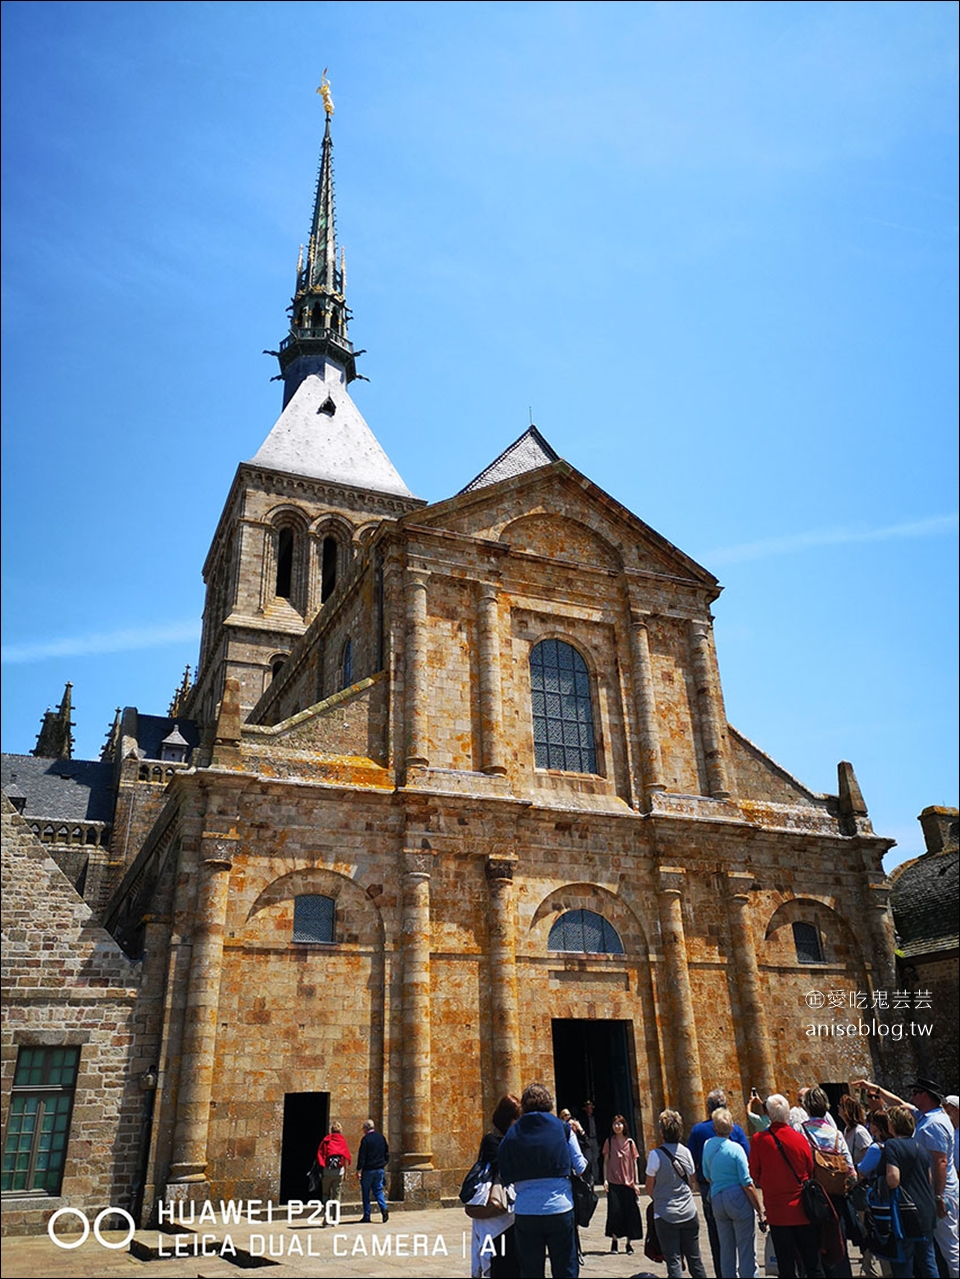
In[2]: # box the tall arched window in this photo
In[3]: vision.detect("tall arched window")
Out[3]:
[340,638,353,690]
[276,528,294,599]
[548,909,624,955]
[530,639,597,773]
[321,536,339,603]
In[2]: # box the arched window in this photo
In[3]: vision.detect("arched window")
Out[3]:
[276,528,294,599]
[340,638,353,690]
[270,655,287,682]
[321,536,339,602]
[792,921,824,964]
[293,894,335,944]
[530,639,597,773]
[548,909,624,955]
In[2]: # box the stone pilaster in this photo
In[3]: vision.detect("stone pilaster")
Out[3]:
[477,582,507,776]
[485,856,521,1098]
[688,620,732,800]
[656,867,704,1114]
[399,847,435,1174]
[404,570,430,768]
[630,612,666,803]
[166,835,235,1192]
[726,873,777,1096]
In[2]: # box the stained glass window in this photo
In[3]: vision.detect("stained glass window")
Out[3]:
[547,909,624,955]
[530,639,597,773]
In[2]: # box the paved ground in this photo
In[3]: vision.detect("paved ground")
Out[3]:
[0,1195,778,1279]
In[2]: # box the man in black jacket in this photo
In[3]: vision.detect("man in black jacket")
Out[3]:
[356,1119,389,1223]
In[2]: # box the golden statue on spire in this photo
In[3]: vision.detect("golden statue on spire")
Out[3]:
[317,70,334,116]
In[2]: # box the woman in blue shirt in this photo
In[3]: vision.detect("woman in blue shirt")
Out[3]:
[702,1107,765,1277]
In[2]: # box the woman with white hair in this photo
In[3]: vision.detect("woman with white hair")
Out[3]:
[702,1107,764,1276]
[748,1094,825,1278]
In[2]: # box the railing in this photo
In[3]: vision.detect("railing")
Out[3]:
[281,328,353,351]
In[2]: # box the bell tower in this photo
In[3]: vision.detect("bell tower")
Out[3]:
[187,82,422,728]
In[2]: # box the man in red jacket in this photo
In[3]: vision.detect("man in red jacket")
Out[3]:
[748,1093,824,1278]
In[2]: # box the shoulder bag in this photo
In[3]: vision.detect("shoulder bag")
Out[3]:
[803,1123,853,1197]
[771,1131,837,1225]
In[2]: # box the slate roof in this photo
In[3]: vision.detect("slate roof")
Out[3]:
[890,846,960,956]
[0,754,115,823]
[250,370,416,497]
[459,426,559,493]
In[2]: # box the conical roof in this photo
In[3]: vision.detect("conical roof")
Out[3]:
[250,368,415,497]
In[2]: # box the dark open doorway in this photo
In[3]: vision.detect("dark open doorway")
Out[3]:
[279,1091,328,1204]
[552,1019,640,1165]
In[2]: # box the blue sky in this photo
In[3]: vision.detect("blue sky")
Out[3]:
[2,0,957,869]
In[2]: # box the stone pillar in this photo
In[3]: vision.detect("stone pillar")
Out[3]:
[404,570,430,768]
[726,873,777,1097]
[688,620,732,800]
[485,857,521,1098]
[656,867,704,1114]
[630,612,666,802]
[167,835,235,1191]
[399,847,435,1177]
[477,582,507,776]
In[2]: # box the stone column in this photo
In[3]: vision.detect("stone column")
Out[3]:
[404,570,430,768]
[688,620,732,800]
[656,867,704,1114]
[167,835,235,1190]
[726,873,777,1096]
[630,612,666,802]
[485,857,521,1098]
[400,848,434,1173]
[477,582,507,776]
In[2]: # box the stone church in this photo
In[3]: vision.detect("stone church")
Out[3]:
[2,100,904,1229]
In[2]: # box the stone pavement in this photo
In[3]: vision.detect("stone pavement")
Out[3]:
[0,1195,766,1279]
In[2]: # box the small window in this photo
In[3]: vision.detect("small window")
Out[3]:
[340,638,352,690]
[548,909,624,955]
[530,639,597,773]
[1,1046,80,1195]
[293,895,335,944]
[792,921,824,964]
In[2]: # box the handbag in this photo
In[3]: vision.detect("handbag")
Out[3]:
[803,1123,853,1197]
[644,1202,664,1262]
[570,1172,598,1227]
[771,1132,837,1225]
[459,1157,491,1205]
[895,1187,924,1239]
[863,1181,903,1261]
[465,1175,511,1219]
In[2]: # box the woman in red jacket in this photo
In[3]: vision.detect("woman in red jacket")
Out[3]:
[748,1094,824,1278]
[317,1121,352,1220]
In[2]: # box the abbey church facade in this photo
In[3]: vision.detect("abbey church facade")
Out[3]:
[2,101,901,1230]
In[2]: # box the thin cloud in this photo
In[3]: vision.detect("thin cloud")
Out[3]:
[707,513,958,566]
[1,621,198,665]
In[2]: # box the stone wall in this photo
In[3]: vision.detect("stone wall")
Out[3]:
[0,798,144,1236]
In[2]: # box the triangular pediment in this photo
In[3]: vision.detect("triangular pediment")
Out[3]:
[407,459,718,586]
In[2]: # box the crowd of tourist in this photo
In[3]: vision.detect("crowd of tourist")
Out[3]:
[461,1074,959,1279]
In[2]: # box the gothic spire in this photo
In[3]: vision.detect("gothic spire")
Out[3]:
[32,681,75,760]
[276,80,358,402]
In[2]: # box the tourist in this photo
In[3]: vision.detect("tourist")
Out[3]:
[854,1076,960,1278]
[577,1100,600,1187]
[883,1105,938,1278]
[688,1087,751,1274]
[469,1094,521,1279]
[801,1086,855,1277]
[601,1114,643,1255]
[644,1109,707,1278]
[316,1121,351,1220]
[355,1118,389,1223]
[749,1093,825,1278]
[497,1081,587,1278]
[702,1106,764,1277]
